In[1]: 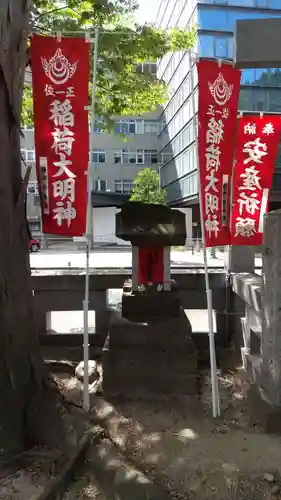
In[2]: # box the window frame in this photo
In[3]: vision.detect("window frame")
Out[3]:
[114,179,133,193]
[91,149,106,163]
[94,179,107,191]
[113,149,159,165]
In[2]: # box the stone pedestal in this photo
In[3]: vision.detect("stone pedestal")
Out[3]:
[121,279,179,321]
[104,202,196,398]
[224,245,256,357]
[102,284,198,399]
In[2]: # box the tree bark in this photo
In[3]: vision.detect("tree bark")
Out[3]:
[0,0,76,459]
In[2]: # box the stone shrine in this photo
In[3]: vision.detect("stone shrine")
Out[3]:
[102,202,198,398]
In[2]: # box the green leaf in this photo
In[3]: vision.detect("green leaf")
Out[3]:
[24,1,197,129]
[130,168,167,205]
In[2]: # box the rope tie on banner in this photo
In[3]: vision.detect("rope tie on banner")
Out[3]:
[260,112,264,119]
[56,31,62,43]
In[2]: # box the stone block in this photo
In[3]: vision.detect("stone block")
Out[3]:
[102,347,197,397]
[122,290,181,321]
[260,210,281,406]
[102,283,198,399]
[102,311,198,398]
[116,202,186,246]
[248,384,281,435]
[108,309,192,350]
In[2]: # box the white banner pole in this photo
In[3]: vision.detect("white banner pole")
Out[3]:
[188,50,220,417]
[83,27,100,412]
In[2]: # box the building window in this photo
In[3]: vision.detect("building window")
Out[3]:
[21,149,35,162]
[27,181,38,195]
[199,34,233,59]
[144,149,158,164]
[91,149,106,163]
[136,62,157,75]
[113,149,159,164]
[94,179,107,191]
[113,151,121,163]
[114,119,159,135]
[34,195,41,206]
[272,171,281,191]
[128,151,137,164]
[270,0,281,8]
[115,120,136,134]
[214,37,229,59]
[199,6,281,33]
[29,220,41,232]
[275,142,281,166]
[27,150,35,162]
[254,88,270,111]
[94,123,102,133]
[143,121,159,133]
[239,88,254,111]
[114,180,133,193]
[93,118,105,133]
[270,89,281,112]
[123,180,133,193]
[241,68,281,87]
[159,152,173,165]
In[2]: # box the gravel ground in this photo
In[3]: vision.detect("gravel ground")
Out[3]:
[88,369,281,500]
[60,467,107,500]
[0,448,65,499]
[4,365,281,500]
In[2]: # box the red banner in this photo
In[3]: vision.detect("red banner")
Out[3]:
[231,116,281,246]
[197,60,241,247]
[30,35,89,236]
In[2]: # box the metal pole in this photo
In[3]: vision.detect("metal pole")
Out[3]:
[188,50,220,417]
[83,27,99,412]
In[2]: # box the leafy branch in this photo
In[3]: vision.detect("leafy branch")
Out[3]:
[22,1,198,129]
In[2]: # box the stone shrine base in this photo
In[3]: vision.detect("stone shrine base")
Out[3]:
[102,296,198,399]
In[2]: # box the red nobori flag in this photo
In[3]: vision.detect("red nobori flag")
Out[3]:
[30,35,89,236]
[197,60,241,247]
[231,115,281,246]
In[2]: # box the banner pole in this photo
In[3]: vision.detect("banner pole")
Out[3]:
[188,50,220,417]
[83,26,100,412]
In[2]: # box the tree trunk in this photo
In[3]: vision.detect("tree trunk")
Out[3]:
[0,0,76,459]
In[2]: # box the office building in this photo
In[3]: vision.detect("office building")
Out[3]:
[157,0,281,232]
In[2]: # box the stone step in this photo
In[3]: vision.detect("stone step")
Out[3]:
[241,317,261,355]
[246,305,261,339]
[241,317,249,349]
[107,310,193,350]
[102,343,198,397]
[241,347,261,383]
